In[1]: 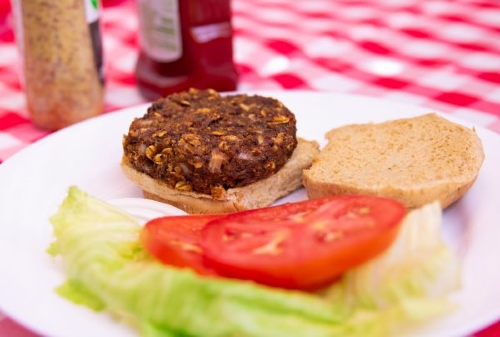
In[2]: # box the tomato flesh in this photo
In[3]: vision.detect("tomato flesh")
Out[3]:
[200,195,406,291]
[140,195,407,291]
[141,214,222,275]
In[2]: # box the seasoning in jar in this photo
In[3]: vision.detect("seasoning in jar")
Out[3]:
[12,0,105,130]
[134,0,239,100]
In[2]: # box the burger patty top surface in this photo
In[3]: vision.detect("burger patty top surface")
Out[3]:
[122,88,298,198]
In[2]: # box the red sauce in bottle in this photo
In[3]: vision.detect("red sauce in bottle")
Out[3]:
[135,0,238,100]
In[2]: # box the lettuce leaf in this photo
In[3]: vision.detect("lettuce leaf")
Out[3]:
[48,187,460,337]
[322,202,461,335]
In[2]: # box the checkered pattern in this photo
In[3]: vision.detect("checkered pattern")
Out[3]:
[1,0,500,165]
[1,0,499,335]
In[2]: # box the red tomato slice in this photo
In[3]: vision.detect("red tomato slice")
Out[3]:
[200,195,406,291]
[141,214,223,275]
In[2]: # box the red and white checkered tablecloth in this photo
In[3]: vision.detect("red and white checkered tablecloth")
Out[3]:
[1,0,499,336]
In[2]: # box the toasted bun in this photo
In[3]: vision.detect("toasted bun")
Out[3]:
[303,113,485,209]
[121,138,320,214]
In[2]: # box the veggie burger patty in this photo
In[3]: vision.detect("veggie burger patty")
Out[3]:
[122,88,298,198]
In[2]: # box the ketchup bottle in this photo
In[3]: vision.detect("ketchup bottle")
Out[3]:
[135,0,239,100]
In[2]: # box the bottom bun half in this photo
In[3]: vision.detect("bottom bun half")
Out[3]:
[121,138,320,214]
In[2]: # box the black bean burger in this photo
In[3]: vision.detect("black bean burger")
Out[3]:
[121,88,319,214]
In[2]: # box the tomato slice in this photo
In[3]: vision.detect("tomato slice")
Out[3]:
[141,214,223,275]
[200,195,406,291]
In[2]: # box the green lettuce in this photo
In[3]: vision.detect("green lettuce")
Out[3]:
[48,186,461,337]
[322,202,461,335]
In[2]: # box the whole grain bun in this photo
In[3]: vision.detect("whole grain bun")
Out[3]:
[303,113,485,209]
[122,138,319,214]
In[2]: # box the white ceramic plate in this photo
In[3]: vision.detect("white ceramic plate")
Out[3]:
[0,91,499,337]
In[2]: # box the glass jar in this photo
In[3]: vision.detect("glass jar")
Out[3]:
[12,0,105,130]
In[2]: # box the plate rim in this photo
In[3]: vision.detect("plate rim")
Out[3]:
[0,90,499,337]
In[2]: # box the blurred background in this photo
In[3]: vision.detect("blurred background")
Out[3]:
[1,0,499,155]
